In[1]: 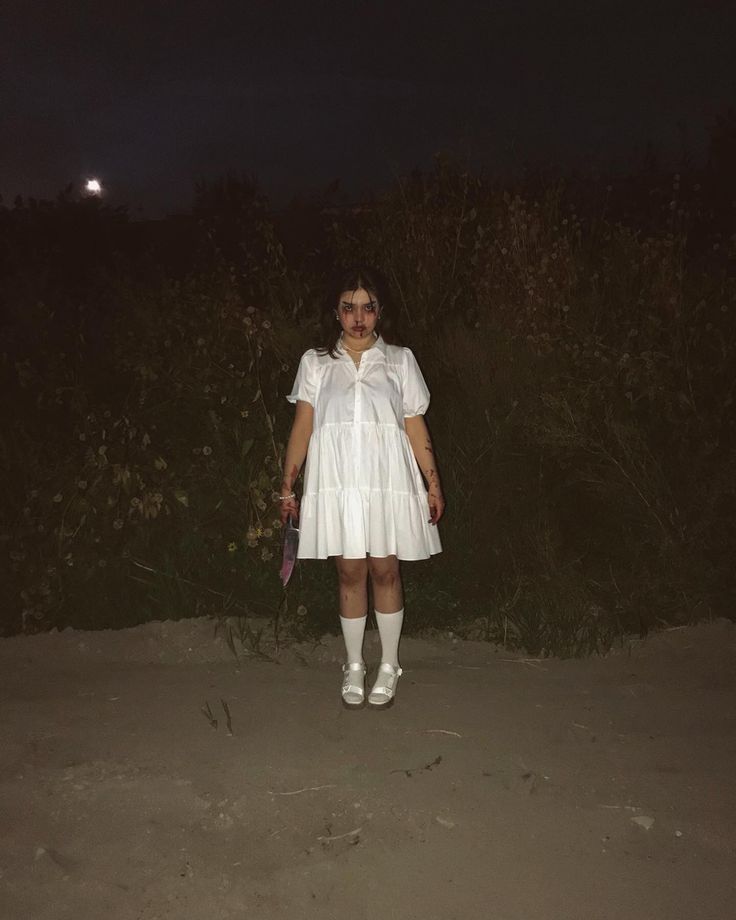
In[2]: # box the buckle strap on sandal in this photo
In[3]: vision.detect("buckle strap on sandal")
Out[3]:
[368,662,403,707]
[341,662,366,707]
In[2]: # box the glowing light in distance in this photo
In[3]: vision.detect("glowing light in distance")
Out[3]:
[85,178,103,195]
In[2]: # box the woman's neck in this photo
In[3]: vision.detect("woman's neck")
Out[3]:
[340,332,378,354]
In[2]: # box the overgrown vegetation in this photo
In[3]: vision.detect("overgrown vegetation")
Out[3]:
[2,123,735,655]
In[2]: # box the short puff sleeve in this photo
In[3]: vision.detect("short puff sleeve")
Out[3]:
[401,348,431,417]
[286,350,319,406]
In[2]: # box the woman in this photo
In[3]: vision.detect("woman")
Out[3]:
[279,266,444,708]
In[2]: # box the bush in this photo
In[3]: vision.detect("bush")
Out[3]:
[2,159,734,655]
[330,156,736,653]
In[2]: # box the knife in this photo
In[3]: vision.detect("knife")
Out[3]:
[279,514,300,587]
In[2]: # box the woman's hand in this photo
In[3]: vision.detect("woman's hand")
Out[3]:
[279,491,299,526]
[428,484,445,526]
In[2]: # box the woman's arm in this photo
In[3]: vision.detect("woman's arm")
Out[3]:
[404,415,445,525]
[279,400,314,523]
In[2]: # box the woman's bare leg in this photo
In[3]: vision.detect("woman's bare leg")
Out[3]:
[335,556,369,618]
[368,555,403,613]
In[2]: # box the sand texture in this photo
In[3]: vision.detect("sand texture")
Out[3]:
[1,618,735,920]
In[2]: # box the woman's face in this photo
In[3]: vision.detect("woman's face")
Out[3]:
[336,287,380,340]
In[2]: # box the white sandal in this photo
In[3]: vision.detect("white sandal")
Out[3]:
[341,663,367,709]
[368,663,403,708]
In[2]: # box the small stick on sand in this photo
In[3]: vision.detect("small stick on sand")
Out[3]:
[221,699,233,736]
[268,784,336,796]
[424,729,462,738]
[317,826,362,842]
[497,658,548,671]
[201,701,218,729]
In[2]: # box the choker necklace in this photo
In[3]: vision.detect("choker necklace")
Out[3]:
[340,333,378,355]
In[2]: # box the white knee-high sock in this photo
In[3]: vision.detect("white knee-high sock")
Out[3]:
[375,608,404,668]
[340,614,367,665]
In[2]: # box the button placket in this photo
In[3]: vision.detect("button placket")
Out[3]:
[354,357,363,486]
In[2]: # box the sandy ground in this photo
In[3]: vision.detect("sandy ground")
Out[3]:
[1,617,735,920]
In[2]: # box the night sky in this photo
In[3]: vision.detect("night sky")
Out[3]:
[2,0,734,215]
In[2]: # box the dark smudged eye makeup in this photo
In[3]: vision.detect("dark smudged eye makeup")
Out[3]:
[340,301,378,312]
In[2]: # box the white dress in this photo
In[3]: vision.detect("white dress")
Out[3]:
[287,337,443,560]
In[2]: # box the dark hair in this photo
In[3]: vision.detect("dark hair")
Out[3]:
[316,264,399,357]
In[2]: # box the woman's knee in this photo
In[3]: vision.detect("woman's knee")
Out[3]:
[368,556,400,588]
[335,557,368,588]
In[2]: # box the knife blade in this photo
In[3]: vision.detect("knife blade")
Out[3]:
[279,514,300,587]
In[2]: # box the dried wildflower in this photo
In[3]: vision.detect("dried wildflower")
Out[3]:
[240,409,249,418]
[154,456,168,471]
[77,480,88,490]
[52,493,63,503]
[140,492,164,520]
[264,527,273,538]
[227,542,237,553]
[260,547,273,561]
[262,320,272,330]
[202,446,212,456]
